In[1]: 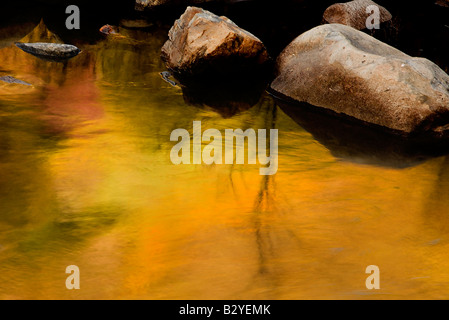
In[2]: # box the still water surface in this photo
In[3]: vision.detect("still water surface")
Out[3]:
[1,22,449,300]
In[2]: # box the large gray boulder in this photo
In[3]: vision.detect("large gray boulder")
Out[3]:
[161,6,269,77]
[270,24,449,137]
[323,0,392,30]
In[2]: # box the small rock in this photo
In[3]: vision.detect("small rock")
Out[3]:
[100,25,118,35]
[15,42,81,61]
[323,0,392,30]
[0,76,31,86]
[161,6,269,78]
[160,71,178,87]
[270,24,449,137]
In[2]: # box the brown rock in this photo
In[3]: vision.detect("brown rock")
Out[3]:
[323,0,392,30]
[161,6,269,77]
[100,25,118,35]
[270,24,449,137]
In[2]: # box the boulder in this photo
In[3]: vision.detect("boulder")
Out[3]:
[270,24,449,137]
[15,42,81,61]
[161,6,269,78]
[323,0,392,30]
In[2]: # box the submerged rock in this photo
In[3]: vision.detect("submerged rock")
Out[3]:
[0,76,31,86]
[323,0,392,30]
[15,42,81,61]
[270,24,449,138]
[161,6,269,79]
[160,71,178,87]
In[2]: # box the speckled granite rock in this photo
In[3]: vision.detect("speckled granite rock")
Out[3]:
[15,42,81,61]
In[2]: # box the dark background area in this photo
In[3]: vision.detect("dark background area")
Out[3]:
[0,0,448,71]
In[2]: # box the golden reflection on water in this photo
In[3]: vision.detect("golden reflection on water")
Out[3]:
[1,22,449,300]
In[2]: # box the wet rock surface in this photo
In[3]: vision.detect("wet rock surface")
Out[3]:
[100,25,118,35]
[270,24,449,138]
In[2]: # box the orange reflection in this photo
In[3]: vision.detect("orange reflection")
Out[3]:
[1,21,449,301]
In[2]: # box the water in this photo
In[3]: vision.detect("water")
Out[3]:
[1,15,449,300]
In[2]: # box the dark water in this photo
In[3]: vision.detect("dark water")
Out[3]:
[0,1,449,299]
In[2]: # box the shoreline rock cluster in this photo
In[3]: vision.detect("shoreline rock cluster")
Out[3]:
[6,0,449,141]
[159,1,449,139]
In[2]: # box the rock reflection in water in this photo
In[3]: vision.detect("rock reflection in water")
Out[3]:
[181,80,267,118]
[276,99,449,169]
